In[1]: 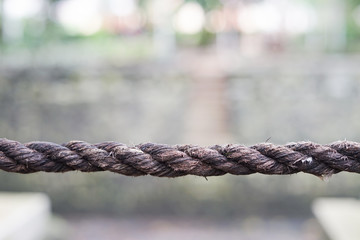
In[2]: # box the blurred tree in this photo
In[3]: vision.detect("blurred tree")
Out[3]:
[187,0,221,11]
[347,0,360,49]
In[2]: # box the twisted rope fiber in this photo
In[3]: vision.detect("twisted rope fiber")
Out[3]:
[1,138,360,177]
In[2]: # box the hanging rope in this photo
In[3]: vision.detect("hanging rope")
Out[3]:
[1,138,360,178]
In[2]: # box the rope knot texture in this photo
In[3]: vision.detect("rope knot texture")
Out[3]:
[1,138,360,178]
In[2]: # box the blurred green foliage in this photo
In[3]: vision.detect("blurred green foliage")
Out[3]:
[186,0,221,11]
[1,0,360,51]
[347,0,360,50]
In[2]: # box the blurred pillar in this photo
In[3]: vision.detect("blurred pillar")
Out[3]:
[0,0,3,45]
[43,0,53,42]
[148,0,180,60]
[182,50,232,145]
[319,0,347,51]
[153,26,176,59]
[313,198,360,240]
[0,192,51,240]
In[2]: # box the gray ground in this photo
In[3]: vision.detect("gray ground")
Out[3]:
[58,215,325,240]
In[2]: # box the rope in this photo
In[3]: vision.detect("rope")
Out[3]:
[1,138,360,178]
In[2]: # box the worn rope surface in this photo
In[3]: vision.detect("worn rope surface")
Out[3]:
[1,138,360,178]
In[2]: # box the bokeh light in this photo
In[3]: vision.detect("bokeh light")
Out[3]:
[173,2,205,35]
[3,0,44,19]
[55,0,103,35]
[237,2,282,34]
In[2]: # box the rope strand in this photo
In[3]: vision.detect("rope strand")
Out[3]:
[1,138,360,178]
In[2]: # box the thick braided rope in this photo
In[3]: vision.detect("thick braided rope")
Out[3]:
[1,138,360,177]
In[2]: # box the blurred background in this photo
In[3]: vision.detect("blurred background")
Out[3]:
[1,0,360,239]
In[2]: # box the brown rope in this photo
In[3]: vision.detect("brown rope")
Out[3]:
[1,138,360,178]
